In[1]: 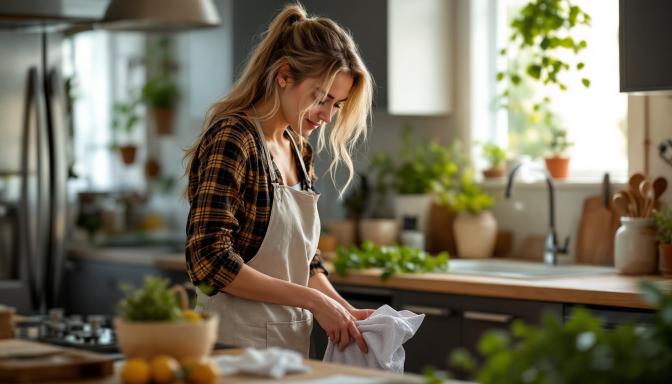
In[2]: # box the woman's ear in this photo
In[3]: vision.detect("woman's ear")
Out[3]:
[276,64,291,88]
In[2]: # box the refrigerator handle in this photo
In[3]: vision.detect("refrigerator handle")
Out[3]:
[20,67,41,312]
[44,67,67,309]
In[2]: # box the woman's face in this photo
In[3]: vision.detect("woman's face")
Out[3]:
[279,71,354,137]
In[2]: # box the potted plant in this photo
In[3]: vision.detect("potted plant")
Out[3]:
[654,207,672,277]
[481,143,508,179]
[111,98,142,165]
[497,0,590,175]
[441,170,496,258]
[370,123,466,241]
[142,37,180,135]
[544,123,573,179]
[114,276,218,360]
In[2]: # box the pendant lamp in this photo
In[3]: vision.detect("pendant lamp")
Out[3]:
[102,0,220,31]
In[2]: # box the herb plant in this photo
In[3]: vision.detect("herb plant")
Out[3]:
[117,276,182,321]
[654,207,672,244]
[482,143,507,169]
[111,96,141,146]
[439,170,494,214]
[333,241,449,280]
[142,36,180,109]
[446,281,672,383]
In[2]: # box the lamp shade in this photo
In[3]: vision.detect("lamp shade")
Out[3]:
[102,0,220,31]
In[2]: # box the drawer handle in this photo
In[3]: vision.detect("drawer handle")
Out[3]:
[401,305,452,317]
[463,311,513,323]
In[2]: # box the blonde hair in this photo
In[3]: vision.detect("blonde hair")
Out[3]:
[184,2,373,194]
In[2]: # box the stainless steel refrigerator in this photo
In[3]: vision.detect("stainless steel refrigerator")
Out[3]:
[0,1,105,314]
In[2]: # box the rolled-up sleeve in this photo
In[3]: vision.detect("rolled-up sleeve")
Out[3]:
[309,251,328,277]
[186,127,250,295]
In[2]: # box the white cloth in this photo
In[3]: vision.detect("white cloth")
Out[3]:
[322,305,425,373]
[213,347,311,379]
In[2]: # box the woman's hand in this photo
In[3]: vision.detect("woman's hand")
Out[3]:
[310,291,368,353]
[349,308,375,321]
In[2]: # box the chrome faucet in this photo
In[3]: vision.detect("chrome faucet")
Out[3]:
[505,163,569,265]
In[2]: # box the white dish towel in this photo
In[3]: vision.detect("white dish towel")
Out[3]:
[213,347,311,379]
[322,304,425,373]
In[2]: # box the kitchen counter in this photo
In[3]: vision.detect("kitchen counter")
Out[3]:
[62,349,429,383]
[154,256,670,309]
[69,245,670,310]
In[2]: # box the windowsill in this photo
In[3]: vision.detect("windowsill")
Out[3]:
[479,176,628,191]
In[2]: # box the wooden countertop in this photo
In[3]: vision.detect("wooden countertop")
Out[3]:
[154,255,671,310]
[63,348,428,383]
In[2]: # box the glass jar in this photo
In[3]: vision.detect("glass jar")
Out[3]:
[614,217,657,275]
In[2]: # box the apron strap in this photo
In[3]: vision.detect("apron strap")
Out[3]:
[251,106,279,184]
[285,130,313,190]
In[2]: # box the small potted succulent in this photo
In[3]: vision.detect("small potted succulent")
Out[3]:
[654,207,672,277]
[481,143,508,179]
[441,170,496,258]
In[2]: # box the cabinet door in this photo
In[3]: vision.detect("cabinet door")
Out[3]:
[396,291,461,373]
[460,296,562,361]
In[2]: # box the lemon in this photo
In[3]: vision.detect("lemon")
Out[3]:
[182,309,203,321]
[150,355,181,384]
[182,358,219,384]
[121,358,151,384]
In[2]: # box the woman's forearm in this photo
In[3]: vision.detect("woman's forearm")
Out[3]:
[223,264,322,311]
[308,273,354,311]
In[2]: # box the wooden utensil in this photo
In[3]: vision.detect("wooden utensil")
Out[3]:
[613,192,632,217]
[628,173,646,215]
[576,174,620,265]
[639,179,653,217]
[653,177,668,202]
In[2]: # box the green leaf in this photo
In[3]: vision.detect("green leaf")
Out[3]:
[526,64,542,80]
[581,78,591,88]
[577,62,585,70]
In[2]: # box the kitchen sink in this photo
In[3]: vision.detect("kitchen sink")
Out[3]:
[445,259,616,279]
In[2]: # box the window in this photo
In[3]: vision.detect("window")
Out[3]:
[470,0,627,180]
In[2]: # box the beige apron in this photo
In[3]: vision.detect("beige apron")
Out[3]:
[198,116,320,357]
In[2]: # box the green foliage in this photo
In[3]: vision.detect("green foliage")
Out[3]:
[498,0,591,101]
[141,36,180,109]
[654,207,672,244]
[368,123,466,205]
[548,125,573,156]
[117,276,182,321]
[447,281,672,383]
[333,241,449,280]
[439,170,494,214]
[111,96,142,143]
[482,143,508,169]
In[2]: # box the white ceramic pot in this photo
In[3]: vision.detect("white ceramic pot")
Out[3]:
[393,194,433,234]
[360,219,399,246]
[614,217,657,275]
[453,211,497,258]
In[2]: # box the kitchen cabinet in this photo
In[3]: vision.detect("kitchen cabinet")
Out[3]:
[563,304,655,329]
[387,0,453,115]
[62,259,188,317]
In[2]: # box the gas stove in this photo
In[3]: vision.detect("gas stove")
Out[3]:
[14,309,118,354]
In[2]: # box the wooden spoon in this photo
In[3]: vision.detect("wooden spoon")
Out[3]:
[653,177,668,202]
[613,191,634,217]
[639,179,653,217]
[628,173,646,215]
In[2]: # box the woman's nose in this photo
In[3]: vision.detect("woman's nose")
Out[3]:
[318,105,333,124]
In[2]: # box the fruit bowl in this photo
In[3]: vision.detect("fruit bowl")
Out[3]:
[114,313,218,360]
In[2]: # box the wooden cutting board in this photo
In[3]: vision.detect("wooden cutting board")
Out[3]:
[0,339,114,383]
[575,175,621,265]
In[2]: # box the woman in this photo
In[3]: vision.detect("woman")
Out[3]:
[184,3,373,357]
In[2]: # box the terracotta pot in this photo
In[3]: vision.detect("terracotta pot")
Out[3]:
[544,156,570,179]
[149,107,176,135]
[145,159,161,178]
[660,243,672,277]
[114,315,218,359]
[119,145,137,165]
[453,211,497,258]
[482,166,506,179]
[359,219,399,246]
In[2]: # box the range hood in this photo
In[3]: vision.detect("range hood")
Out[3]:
[0,0,221,32]
[101,0,220,31]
